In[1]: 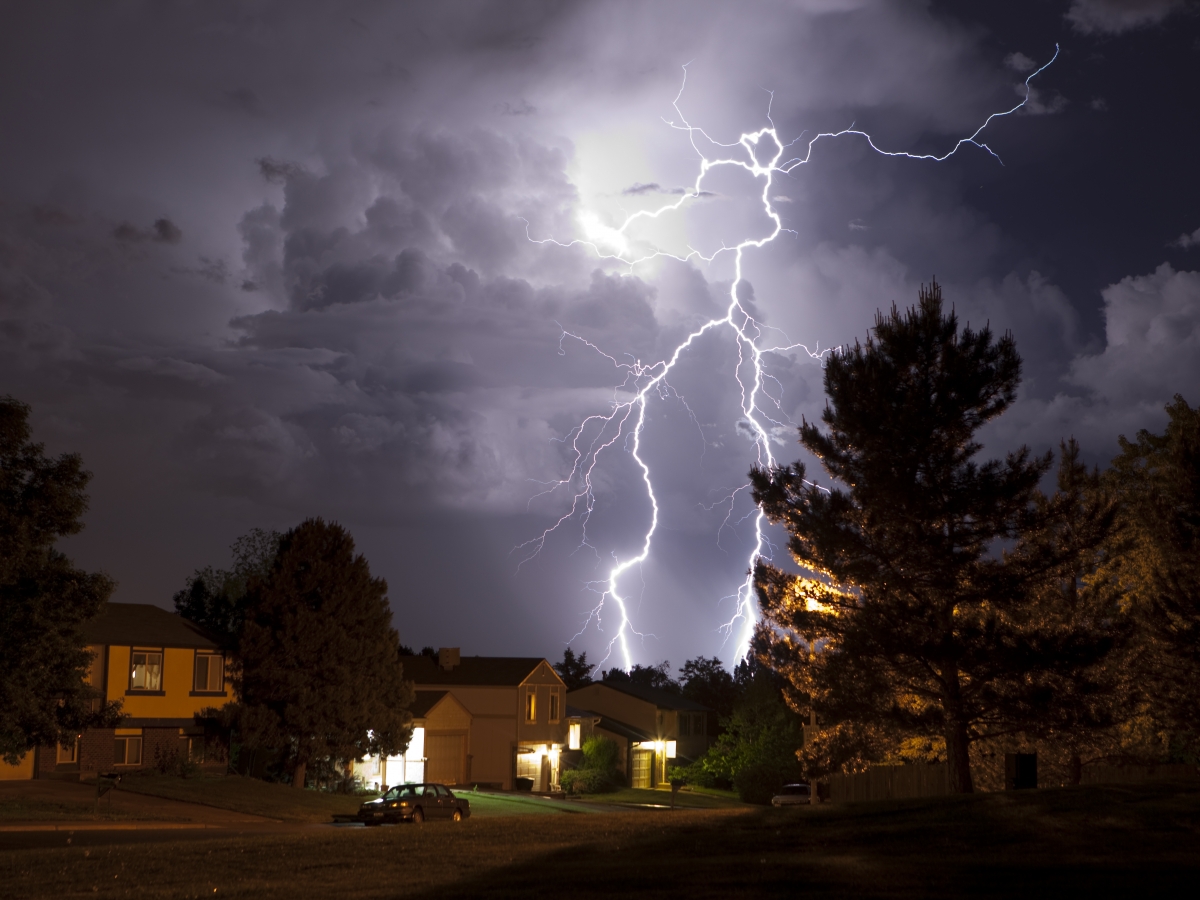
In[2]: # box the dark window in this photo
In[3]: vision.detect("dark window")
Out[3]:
[115,736,143,765]
[194,652,224,692]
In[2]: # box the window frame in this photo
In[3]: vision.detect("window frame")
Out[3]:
[128,648,164,693]
[568,721,581,751]
[524,688,537,724]
[193,651,225,694]
[114,736,143,766]
[548,688,561,724]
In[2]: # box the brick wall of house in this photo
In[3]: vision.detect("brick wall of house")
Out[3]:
[143,727,185,771]
[79,728,116,776]
[35,745,58,778]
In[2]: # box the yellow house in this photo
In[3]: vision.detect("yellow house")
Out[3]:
[15,602,234,781]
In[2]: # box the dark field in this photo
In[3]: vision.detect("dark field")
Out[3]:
[3,782,1197,899]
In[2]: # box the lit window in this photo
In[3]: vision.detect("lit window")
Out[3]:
[525,689,537,723]
[130,650,163,691]
[194,652,224,692]
[549,689,561,723]
[115,736,142,766]
[568,722,581,751]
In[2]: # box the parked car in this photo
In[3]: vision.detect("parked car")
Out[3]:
[771,783,812,807]
[357,783,471,824]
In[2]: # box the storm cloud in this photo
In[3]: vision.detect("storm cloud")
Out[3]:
[1,0,1197,665]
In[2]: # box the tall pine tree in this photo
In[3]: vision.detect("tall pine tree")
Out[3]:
[750,284,1117,792]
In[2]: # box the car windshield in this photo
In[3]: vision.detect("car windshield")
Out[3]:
[383,785,420,800]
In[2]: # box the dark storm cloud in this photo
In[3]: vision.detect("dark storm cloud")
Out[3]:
[1,0,1197,662]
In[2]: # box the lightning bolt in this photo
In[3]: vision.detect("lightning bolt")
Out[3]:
[519,47,1059,670]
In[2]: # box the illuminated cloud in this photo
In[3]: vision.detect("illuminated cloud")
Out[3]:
[1066,0,1186,34]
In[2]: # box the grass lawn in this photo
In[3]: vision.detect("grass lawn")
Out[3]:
[4,781,1197,898]
[110,774,372,823]
[0,797,174,824]
[461,791,590,817]
[573,785,747,809]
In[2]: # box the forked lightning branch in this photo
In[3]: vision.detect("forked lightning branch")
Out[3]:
[519,48,1059,671]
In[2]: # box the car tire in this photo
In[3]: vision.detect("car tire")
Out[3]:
[452,809,463,822]
[411,807,424,825]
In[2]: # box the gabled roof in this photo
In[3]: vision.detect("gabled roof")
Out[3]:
[410,690,449,718]
[582,680,711,712]
[399,655,557,687]
[84,603,219,650]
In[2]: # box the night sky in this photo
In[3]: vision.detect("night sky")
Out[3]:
[2,1,1197,669]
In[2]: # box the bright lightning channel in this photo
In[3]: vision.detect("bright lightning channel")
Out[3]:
[519,47,1059,671]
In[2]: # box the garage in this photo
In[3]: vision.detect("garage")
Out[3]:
[425,732,466,785]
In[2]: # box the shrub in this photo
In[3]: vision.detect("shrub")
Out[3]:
[733,760,796,805]
[560,767,613,795]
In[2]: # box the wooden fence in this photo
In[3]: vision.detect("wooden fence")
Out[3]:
[823,763,949,803]
[1081,764,1199,785]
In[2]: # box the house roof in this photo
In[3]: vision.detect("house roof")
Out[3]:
[409,690,449,718]
[399,655,555,687]
[587,680,711,712]
[593,715,653,743]
[84,603,219,650]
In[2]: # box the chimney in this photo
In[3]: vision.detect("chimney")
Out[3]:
[438,647,460,671]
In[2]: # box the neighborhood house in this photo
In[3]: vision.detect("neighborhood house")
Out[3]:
[0,603,232,781]
[353,649,570,792]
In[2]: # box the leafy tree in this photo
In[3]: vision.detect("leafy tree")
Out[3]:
[553,646,594,691]
[750,284,1118,793]
[173,528,282,647]
[1104,395,1200,744]
[673,665,804,803]
[235,518,414,788]
[678,657,738,720]
[0,397,122,763]
[601,660,680,693]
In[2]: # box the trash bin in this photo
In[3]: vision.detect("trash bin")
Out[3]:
[515,777,534,792]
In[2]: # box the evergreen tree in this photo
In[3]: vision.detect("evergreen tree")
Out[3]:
[553,647,594,691]
[1104,395,1200,743]
[0,397,122,762]
[235,518,414,788]
[750,284,1117,792]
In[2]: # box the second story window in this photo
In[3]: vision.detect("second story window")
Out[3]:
[194,652,224,692]
[129,650,162,691]
[679,714,691,737]
[525,688,537,723]
[548,688,561,723]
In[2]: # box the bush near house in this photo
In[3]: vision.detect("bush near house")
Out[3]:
[561,735,620,794]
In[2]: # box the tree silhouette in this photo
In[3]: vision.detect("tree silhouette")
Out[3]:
[235,518,414,788]
[553,647,594,691]
[1,397,121,762]
[750,284,1117,792]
